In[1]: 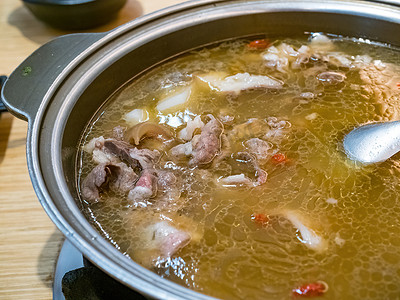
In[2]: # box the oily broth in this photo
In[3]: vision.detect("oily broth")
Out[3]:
[79,34,400,299]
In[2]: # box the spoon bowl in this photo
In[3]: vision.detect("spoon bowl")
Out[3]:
[343,120,400,164]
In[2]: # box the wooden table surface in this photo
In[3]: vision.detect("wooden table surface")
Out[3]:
[0,1,183,299]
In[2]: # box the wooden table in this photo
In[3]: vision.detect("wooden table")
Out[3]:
[0,1,182,298]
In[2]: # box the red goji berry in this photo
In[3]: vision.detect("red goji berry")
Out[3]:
[292,281,328,298]
[251,213,269,226]
[248,39,270,50]
[271,153,287,163]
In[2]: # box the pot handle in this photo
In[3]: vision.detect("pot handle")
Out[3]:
[0,32,105,122]
[0,76,7,113]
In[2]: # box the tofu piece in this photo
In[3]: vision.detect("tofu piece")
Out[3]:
[156,86,191,112]
[124,108,149,126]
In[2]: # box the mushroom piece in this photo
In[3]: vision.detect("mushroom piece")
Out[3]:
[124,121,173,145]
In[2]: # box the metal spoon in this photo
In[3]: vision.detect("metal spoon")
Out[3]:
[343,120,400,164]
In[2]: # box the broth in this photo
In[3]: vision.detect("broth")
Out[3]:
[78,34,400,299]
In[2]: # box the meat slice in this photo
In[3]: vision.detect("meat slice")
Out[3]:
[198,72,283,94]
[127,169,158,207]
[131,214,204,268]
[146,221,191,260]
[189,115,223,166]
[81,162,138,203]
[92,149,116,165]
[83,136,105,154]
[81,163,108,202]
[244,138,273,163]
[84,136,160,171]
[84,137,120,165]
[309,33,334,51]
[262,47,289,73]
[216,72,283,93]
[112,126,126,140]
[129,148,160,170]
[82,135,160,205]
[178,115,204,141]
[110,163,138,193]
[169,142,193,161]
[103,139,141,170]
[84,137,134,166]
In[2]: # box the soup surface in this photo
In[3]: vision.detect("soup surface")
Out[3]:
[79,34,400,299]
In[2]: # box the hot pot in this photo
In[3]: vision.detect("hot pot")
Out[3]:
[2,0,400,298]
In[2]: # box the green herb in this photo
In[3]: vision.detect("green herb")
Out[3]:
[22,66,32,76]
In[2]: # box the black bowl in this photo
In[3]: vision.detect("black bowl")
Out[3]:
[22,0,127,30]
